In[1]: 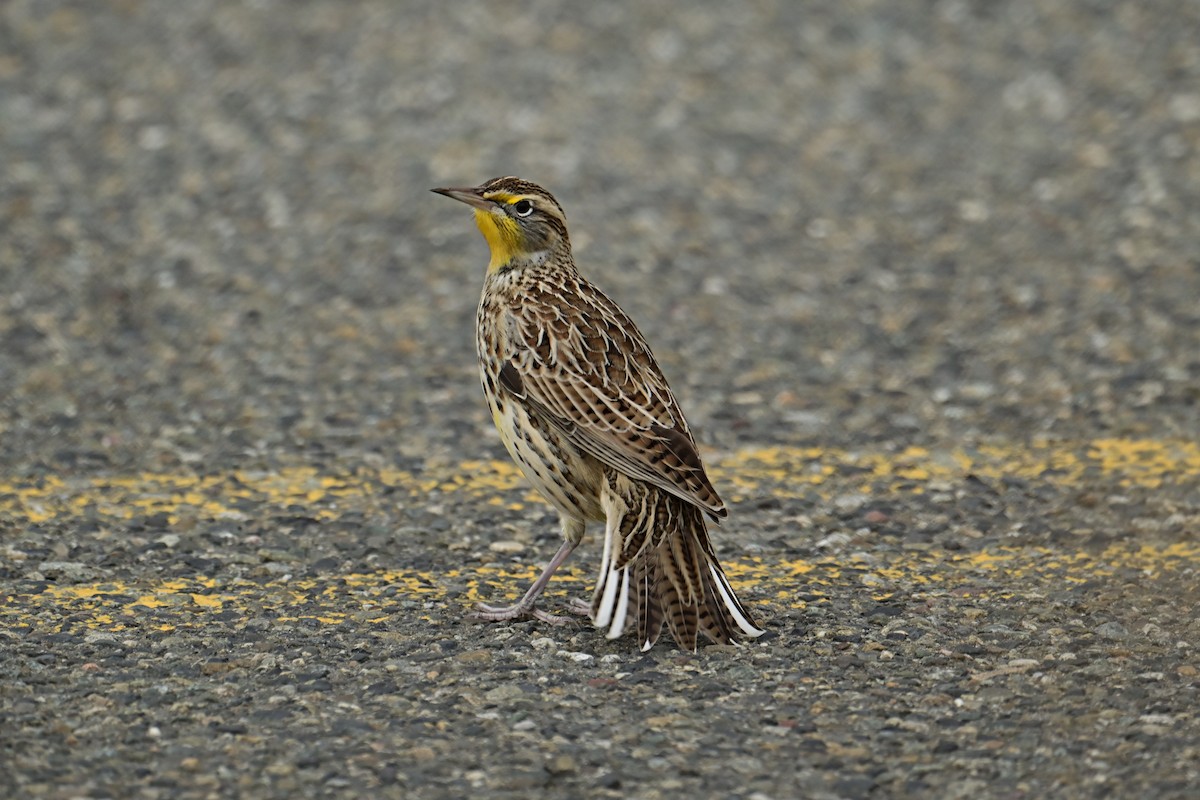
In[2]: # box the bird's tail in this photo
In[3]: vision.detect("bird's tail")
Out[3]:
[592,476,764,652]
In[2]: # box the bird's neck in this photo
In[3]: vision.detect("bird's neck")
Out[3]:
[486,244,574,277]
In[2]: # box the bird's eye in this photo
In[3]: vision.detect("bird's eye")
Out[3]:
[513,199,534,217]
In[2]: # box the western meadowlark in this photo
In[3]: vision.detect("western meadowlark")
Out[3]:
[433,176,764,651]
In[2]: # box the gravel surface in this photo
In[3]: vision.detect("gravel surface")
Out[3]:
[2,1,1199,798]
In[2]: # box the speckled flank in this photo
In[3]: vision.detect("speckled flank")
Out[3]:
[1,437,1196,635]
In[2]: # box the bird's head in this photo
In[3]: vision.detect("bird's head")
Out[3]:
[433,177,570,272]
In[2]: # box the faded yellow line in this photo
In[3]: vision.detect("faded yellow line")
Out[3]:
[0,438,1196,526]
[3,543,1196,636]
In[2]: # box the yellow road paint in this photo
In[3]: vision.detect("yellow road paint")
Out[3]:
[1,437,1195,635]
[2,542,1195,635]
[0,438,1196,527]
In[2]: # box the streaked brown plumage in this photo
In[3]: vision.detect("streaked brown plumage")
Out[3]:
[432,176,764,651]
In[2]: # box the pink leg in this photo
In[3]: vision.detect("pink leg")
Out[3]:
[472,539,580,625]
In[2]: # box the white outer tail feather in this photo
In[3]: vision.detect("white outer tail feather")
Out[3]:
[709,562,766,638]
[607,569,631,640]
[590,512,765,645]
[593,513,620,628]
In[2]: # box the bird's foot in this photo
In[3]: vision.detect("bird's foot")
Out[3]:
[565,597,593,617]
[471,601,581,627]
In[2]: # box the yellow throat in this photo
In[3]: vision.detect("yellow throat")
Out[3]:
[473,208,524,272]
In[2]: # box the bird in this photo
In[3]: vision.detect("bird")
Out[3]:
[432,176,764,651]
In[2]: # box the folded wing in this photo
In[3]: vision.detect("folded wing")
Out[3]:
[498,290,727,520]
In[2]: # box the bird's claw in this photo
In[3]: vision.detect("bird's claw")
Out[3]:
[565,597,593,617]
[470,600,591,627]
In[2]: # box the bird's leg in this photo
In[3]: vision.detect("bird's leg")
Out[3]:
[473,538,580,625]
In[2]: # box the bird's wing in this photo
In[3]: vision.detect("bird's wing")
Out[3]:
[498,286,727,519]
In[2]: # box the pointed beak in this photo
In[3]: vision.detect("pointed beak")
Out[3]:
[431,186,494,211]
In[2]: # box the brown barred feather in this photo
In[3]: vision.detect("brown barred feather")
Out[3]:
[634,554,666,649]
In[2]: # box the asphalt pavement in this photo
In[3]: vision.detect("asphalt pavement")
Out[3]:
[2,1,1198,798]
